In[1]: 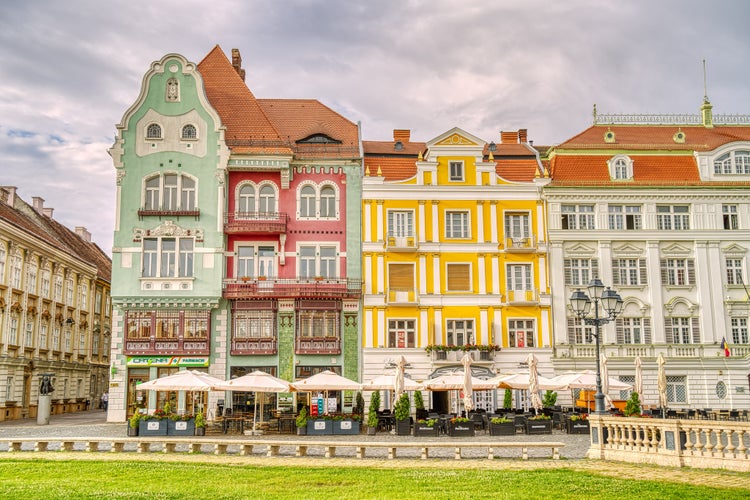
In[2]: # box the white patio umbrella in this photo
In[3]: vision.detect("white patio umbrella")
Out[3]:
[657,353,667,410]
[461,353,474,412]
[548,370,633,392]
[215,371,293,433]
[135,370,226,414]
[494,373,561,391]
[292,370,362,414]
[634,356,643,398]
[527,353,543,412]
[425,373,497,391]
[362,375,424,392]
[394,355,407,401]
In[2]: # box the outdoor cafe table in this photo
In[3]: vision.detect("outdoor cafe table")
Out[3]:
[223,416,246,434]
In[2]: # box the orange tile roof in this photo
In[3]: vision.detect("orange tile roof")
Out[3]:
[363,140,426,156]
[363,156,418,181]
[559,124,750,151]
[549,155,701,184]
[495,159,540,182]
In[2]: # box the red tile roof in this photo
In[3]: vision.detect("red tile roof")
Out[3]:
[495,159,541,182]
[559,124,750,151]
[550,155,700,184]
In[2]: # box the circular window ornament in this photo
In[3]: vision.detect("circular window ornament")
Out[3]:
[673,130,686,143]
[604,130,616,143]
[169,64,178,73]
[716,381,727,400]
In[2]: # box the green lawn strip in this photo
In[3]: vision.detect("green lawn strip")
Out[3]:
[0,460,747,500]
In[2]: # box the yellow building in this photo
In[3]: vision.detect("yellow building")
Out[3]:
[362,128,552,412]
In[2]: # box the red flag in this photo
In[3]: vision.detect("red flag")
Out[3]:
[722,337,730,357]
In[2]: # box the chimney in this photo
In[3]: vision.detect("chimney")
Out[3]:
[500,131,517,144]
[32,196,45,213]
[42,207,54,218]
[393,129,411,143]
[0,187,8,205]
[231,48,246,82]
[518,129,528,143]
[2,186,17,206]
[75,226,92,243]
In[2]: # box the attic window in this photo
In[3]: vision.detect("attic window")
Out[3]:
[297,134,342,144]
[394,141,404,151]
[604,130,615,143]
[673,130,686,143]
[607,155,633,180]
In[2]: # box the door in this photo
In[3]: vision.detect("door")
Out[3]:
[127,369,149,417]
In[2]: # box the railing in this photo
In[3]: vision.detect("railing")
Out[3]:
[224,212,288,234]
[223,278,362,299]
[137,208,200,219]
[123,337,210,355]
[553,343,727,360]
[231,338,277,355]
[503,236,536,252]
[588,415,750,472]
[387,288,417,305]
[296,336,341,355]
[386,235,418,251]
[505,289,538,304]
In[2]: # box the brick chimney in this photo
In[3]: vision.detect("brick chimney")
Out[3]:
[231,48,246,82]
[501,131,518,144]
[518,129,528,143]
[393,129,411,143]
[75,226,92,243]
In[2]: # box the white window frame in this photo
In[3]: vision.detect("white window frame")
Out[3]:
[666,376,687,403]
[726,258,744,285]
[608,205,642,230]
[387,210,415,239]
[504,212,531,239]
[142,237,194,278]
[448,161,464,182]
[387,319,416,348]
[445,211,470,239]
[608,155,633,180]
[143,173,198,211]
[722,204,739,230]
[506,264,532,290]
[146,123,162,140]
[561,204,595,230]
[564,258,599,287]
[446,319,474,346]
[657,205,690,231]
[713,150,750,175]
[731,317,748,344]
[508,318,535,348]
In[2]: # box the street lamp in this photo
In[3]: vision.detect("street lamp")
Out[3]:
[569,278,623,415]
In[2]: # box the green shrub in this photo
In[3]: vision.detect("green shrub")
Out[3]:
[295,406,308,428]
[394,393,410,421]
[624,391,642,417]
[503,389,513,409]
[414,390,425,410]
[542,390,557,408]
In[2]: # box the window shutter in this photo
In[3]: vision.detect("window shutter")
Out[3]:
[639,258,648,285]
[447,263,470,291]
[564,259,571,285]
[388,264,414,290]
[615,317,624,343]
[687,259,695,285]
[660,259,668,285]
[664,318,674,343]
[566,317,576,344]
[591,258,599,279]
[611,259,620,286]
[643,318,652,344]
[691,317,700,343]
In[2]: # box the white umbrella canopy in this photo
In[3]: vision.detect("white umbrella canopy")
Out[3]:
[548,370,633,391]
[135,370,226,392]
[461,353,474,412]
[657,353,668,409]
[426,373,497,391]
[362,375,424,391]
[292,370,362,392]
[634,356,643,397]
[527,353,543,411]
[495,372,561,391]
[394,355,407,400]
[215,371,292,393]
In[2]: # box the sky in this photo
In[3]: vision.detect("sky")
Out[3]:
[1,0,749,254]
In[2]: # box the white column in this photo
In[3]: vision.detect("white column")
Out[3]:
[490,201,498,243]
[549,242,567,346]
[478,254,486,295]
[420,308,429,347]
[376,254,385,294]
[364,308,373,347]
[540,308,551,348]
[376,201,384,243]
[646,240,665,342]
[364,254,373,294]
[432,254,441,295]
[434,309,443,344]
[377,308,386,348]
[492,255,500,295]
[364,202,372,242]
[418,201,426,243]
[419,254,427,295]
[431,201,439,243]
[479,308,489,344]
[477,201,485,243]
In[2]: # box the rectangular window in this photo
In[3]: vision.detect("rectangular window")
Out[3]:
[52,326,60,350]
[65,279,73,306]
[163,174,178,211]
[445,211,469,239]
[27,262,38,295]
[608,205,642,230]
[726,258,743,285]
[54,275,63,302]
[387,211,414,238]
[564,258,599,286]
[0,246,5,281]
[508,319,534,347]
[666,376,687,403]
[155,311,179,339]
[619,375,635,400]
[95,289,102,315]
[660,258,695,286]
[612,258,647,286]
[731,317,748,344]
[561,204,595,230]
[237,246,255,278]
[388,263,415,300]
[449,161,464,181]
[504,213,530,238]
[297,310,340,338]
[320,187,336,218]
[181,177,196,210]
[184,310,209,338]
[145,177,160,210]
[320,247,336,278]
[178,239,193,277]
[25,321,33,347]
[666,317,696,344]
[125,310,210,340]
[298,246,337,278]
[11,255,22,288]
[657,205,690,230]
[3,377,12,401]
[42,269,50,299]
[299,246,316,278]
[388,319,416,348]
[446,319,474,346]
[567,317,594,344]
[142,237,193,278]
[723,204,739,230]
[160,239,176,277]
[39,323,48,349]
[506,264,532,290]
[446,263,471,291]
[235,309,275,339]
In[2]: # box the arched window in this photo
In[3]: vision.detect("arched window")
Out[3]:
[181,124,197,140]
[614,158,629,179]
[238,185,255,214]
[146,124,162,139]
[300,185,316,217]
[259,185,276,214]
[142,173,198,212]
[320,186,336,218]
[607,155,633,180]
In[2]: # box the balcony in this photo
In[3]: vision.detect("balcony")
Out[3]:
[505,289,539,304]
[224,212,288,234]
[137,208,200,220]
[123,336,209,355]
[387,287,417,305]
[504,235,537,253]
[223,277,362,300]
[231,337,277,355]
[386,234,418,252]
[296,336,341,355]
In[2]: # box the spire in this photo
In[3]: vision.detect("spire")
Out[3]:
[700,59,713,128]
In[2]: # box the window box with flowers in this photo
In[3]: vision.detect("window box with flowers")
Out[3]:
[167,413,196,436]
[566,414,590,434]
[526,414,552,435]
[448,417,475,437]
[413,418,440,437]
[139,409,169,436]
[332,414,361,435]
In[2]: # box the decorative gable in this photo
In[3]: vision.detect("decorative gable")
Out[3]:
[434,133,479,147]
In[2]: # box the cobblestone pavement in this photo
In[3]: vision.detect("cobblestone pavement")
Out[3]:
[1,410,750,491]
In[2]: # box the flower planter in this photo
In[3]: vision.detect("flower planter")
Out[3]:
[566,419,590,434]
[526,419,552,435]
[126,425,139,437]
[448,423,475,437]
[307,419,333,435]
[139,419,168,436]
[195,427,206,436]
[333,419,360,435]
[413,423,439,437]
[168,419,196,436]
[479,351,492,361]
[489,422,515,436]
[434,351,447,361]
[395,418,411,436]
[297,426,307,435]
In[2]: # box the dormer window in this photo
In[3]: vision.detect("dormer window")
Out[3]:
[607,155,633,180]
[714,150,750,175]
[449,161,464,182]
[146,124,162,140]
[296,133,342,144]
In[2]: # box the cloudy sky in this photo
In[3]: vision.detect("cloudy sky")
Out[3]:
[1,0,749,253]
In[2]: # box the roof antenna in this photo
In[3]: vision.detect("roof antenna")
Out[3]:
[702,59,709,103]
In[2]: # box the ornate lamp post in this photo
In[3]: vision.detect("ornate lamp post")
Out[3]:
[569,278,623,415]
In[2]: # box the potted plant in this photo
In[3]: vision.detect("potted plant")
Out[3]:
[413,418,439,437]
[566,413,590,434]
[503,389,513,410]
[127,412,141,437]
[296,406,308,435]
[448,416,474,437]
[167,412,195,436]
[489,416,515,436]
[194,412,206,436]
[139,409,168,436]
[393,393,411,436]
[526,414,552,435]
[367,390,381,435]
[333,413,361,435]
[414,390,427,421]
[624,391,642,417]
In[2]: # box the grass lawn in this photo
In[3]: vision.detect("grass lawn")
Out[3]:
[0,459,748,499]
